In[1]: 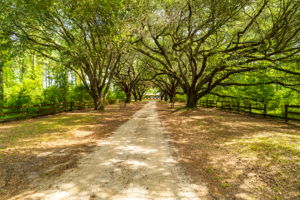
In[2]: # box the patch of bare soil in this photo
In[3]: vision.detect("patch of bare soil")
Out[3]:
[0,102,145,200]
[9,102,200,200]
[157,102,300,200]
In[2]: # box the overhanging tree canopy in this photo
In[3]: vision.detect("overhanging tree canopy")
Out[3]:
[0,0,299,109]
[1,0,128,110]
[134,0,300,108]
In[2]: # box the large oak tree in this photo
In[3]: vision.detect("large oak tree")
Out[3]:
[1,0,127,110]
[114,53,143,103]
[135,0,300,108]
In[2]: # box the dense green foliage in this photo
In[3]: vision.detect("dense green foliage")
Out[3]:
[134,0,300,108]
[2,54,92,106]
[0,0,299,111]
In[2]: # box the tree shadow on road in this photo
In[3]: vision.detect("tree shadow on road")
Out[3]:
[157,102,300,200]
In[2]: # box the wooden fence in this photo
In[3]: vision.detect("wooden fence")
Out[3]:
[0,101,94,122]
[199,100,300,122]
[284,105,300,122]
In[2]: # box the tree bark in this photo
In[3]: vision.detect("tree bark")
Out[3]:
[185,91,198,108]
[133,92,138,101]
[169,95,174,104]
[164,95,168,102]
[169,95,175,108]
[160,94,164,101]
[125,92,131,103]
[138,94,143,101]
[92,93,105,111]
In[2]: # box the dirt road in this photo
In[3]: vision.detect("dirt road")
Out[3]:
[15,102,202,200]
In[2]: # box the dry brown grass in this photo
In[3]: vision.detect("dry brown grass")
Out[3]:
[0,102,145,200]
[158,102,300,200]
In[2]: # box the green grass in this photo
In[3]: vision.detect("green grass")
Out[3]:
[0,113,23,120]
[205,166,215,174]
[0,113,96,151]
[220,181,231,188]
[236,136,300,164]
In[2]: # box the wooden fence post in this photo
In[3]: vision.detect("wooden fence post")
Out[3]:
[284,105,288,122]
[70,102,74,111]
[263,104,267,118]
[51,103,55,114]
[37,104,41,115]
[65,102,68,111]
[22,105,26,116]
[0,105,3,117]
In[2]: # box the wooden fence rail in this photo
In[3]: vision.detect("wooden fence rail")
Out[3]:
[199,100,300,122]
[284,105,300,122]
[0,101,94,122]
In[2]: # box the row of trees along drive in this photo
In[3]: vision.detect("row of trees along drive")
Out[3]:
[0,0,299,110]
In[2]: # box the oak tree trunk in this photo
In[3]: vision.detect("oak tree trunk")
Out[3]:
[133,93,138,101]
[160,95,164,101]
[169,95,174,104]
[164,95,168,102]
[93,95,104,111]
[125,93,131,103]
[185,91,198,108]
[138,95,143,101]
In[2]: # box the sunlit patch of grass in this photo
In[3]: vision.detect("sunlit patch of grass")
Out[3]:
[0,113,96,151]
[205,165,215,174]
[227,134,300,198]
[220,181,231,188]
[236,136,300,164]
[158,102,300,199]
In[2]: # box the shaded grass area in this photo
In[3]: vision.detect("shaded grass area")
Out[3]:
[0,102,145,200]
[0,114,93,149]
[158,102,300,200]
[0,113,23,120]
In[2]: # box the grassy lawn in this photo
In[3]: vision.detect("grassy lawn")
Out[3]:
[158,102,300,200]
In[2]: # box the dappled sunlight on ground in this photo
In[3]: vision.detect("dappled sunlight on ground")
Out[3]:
[158,103,300,200]
[0,102,145,199]
[10,102,205,200]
